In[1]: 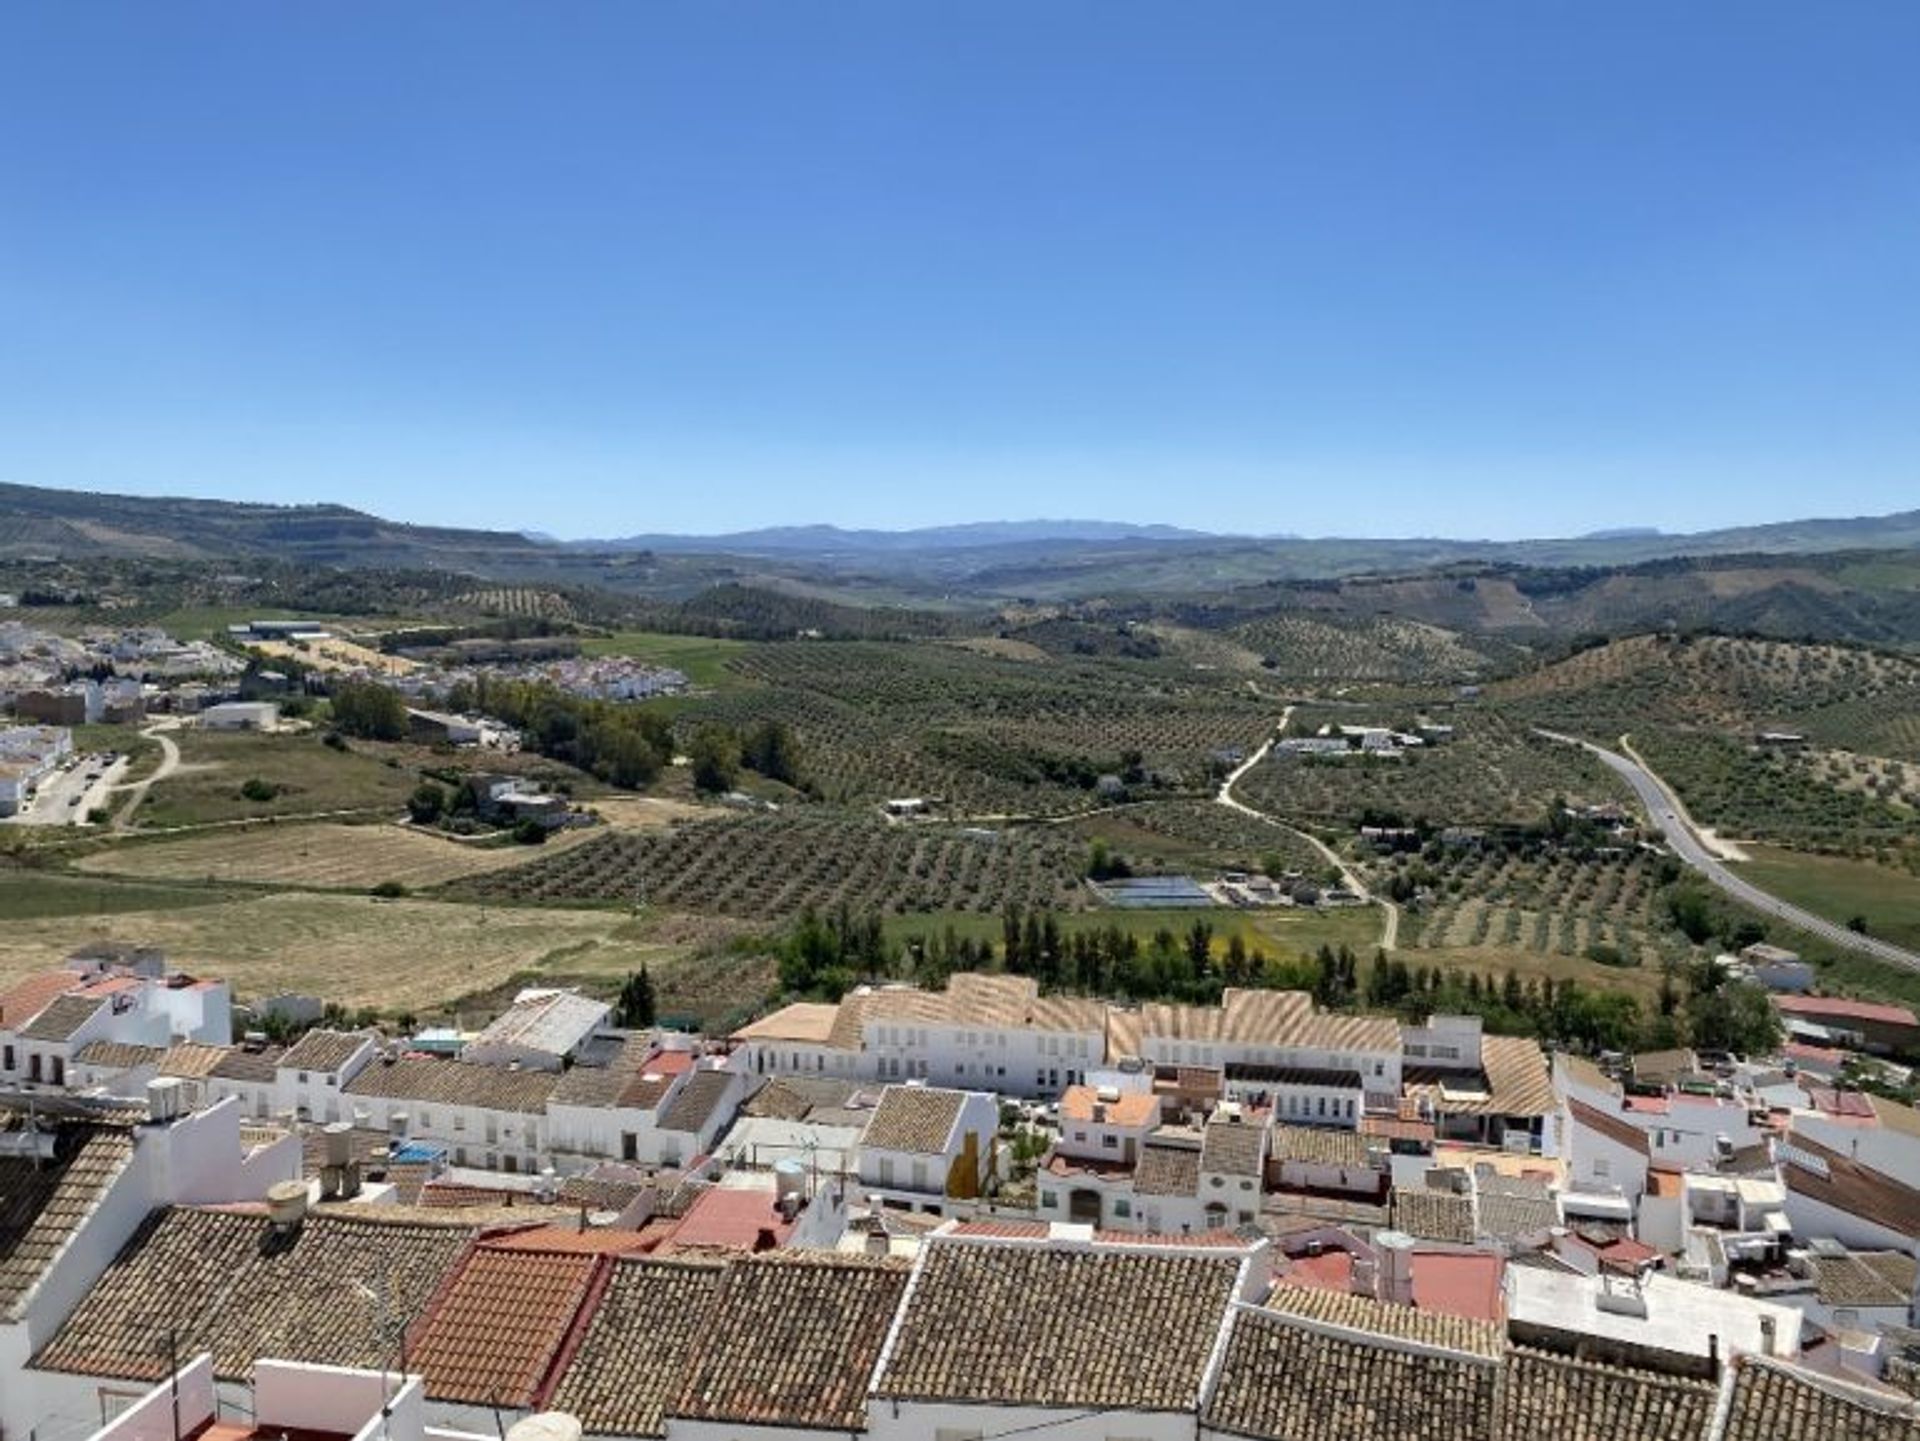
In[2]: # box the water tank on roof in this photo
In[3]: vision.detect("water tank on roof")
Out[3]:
[322,1121,354,1167]
[507,1415,582,1441]
[773,1158,808,1203]
[266,1180,310,1231]
[1375,1229,1416,1307]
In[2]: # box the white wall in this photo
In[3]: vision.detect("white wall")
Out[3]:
[1794,1115,1920,1192]
[1783,1186,1920,1255]
[82,1354,217,1441]
[868,1398,1195,1441]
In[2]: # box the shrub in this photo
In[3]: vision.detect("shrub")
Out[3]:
[370,880,407,899]
[239,778,280,803]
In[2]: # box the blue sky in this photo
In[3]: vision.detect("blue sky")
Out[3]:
[3,4,1917,539]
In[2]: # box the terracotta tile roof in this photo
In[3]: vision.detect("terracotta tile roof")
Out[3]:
[74,1040,165,1070]
[1270,1123,1376,1169]
[1135,1131,1203,1195]
[0,1122,136,1320]
[1569,1098,1651,1156]
[1202,1119,1267,1176]
[557,1174,653,1212]
[545,1257,725,1436]
[1475,1187,1559,1242]
[1775,995,1919,1027]
[874,1237,1244,1410]
[730,1002,841,1045]
[860,1085,965,1154]
[1557,1052,1619,1097]
[547,1063,633,1108]
[34,1206,476,1381]
[1497,1346,1718,1441]
[344,1055,559,1114]
[485,1224,661,1256]
[1266,1286,1504,1356]
[157,1043,231,1079]
[1059,1084,1159,1128]
[18,993,105,1042]
[1783,1133,1920,1236]
[1392,1187,1475,1244]
[1361,1114,1437,1144]
[1204,1303,1499,1441]
[656,1070,735,1134]
[1631,1048,1700,1084]
[668,1253,909,1429]
[1720,1355,1920,1441]
[409,1243,598,1406]
[0,970,79,1029]
[278,1029,374,1074]
[212,1046,283,1083]
[1810,1250,1918,1308]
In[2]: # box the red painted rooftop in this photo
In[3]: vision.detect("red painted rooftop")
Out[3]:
[1776,995,1919,1027]
[658,1185,796,1253]
[1410,1250,1504,1323]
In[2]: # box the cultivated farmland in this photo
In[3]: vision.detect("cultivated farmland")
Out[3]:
[450,811,1093,919]
[75,822,589,891]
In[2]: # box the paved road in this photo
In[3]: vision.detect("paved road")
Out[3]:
[1217,708,1401,950]
[1536,728,1920,974]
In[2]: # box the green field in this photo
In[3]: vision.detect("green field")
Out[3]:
[135,731,420,829]
[1735,846,1920,953]
[0,870,235,921]
[878,902,1384,960]
[578,631,752,689]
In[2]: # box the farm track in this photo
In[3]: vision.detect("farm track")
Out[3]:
[1215,707,1400,951]
[111,723,180,832]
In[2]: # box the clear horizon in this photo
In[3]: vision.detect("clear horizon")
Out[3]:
[4,4,1918,540]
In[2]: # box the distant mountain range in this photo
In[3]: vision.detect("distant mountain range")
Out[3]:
[5,480,1920,597]
[571,519,1219,553]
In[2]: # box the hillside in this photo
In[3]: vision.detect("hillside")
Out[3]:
[0,481,553,571]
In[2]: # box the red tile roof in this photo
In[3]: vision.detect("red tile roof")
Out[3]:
[409,1244,599,1406]
[0,971,78,1029]
[1775,995,1919,1027]
[1280,1249,1356,1293]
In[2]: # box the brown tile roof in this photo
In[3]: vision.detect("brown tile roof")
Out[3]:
[1270,1123,1376,1169]
[1497,1347,1718,1441]
[1406,1037,1556,1118]
[1784,1133,1920,1236]
[860,1086,965,1154]
[34,1206,476,1381]
[545,1257,725,1437]
[1135,1131,1203,1195]
[730,1002,841,1045]
[0,1123,136,1321]
[1204,1303,1499,1441]
[1392,1187,1475,1244]
[1631,1048,1699,1085]
[74,1040,165,1070]
[1570,1098,1652,1156]
[1475,1184,1560,1243]
[1202,1119,1267,1177]
[409,1243,598,1406]
[1266,1286,1504,1357]
[1557,1052,1619,1098]
[344,1055,559,1114]
[278,1029,374,1075]
[18,993,105,1042]
[874,1237,1244,1410]
[1720,1355,1920,1441]
[157,1042,230,1079]
[656,1070,735,1134]
[668,1253,909,1429]
[547,1063,632,1108]
[557,1174,653,1213]
[1810,1250,1918,1308]
[0,971,80,1029]
[212,1046,283,1083]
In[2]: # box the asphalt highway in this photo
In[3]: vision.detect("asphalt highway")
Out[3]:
[1535,729,1920,975]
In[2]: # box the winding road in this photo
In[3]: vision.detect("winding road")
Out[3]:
[1535,728,1920,974]
[1216,707,1402,951]
[110,722,182,832]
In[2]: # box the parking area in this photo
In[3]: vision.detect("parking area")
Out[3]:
[4,751,129,827]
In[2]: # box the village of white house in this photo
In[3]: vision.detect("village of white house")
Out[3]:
[3,930,1919,1441]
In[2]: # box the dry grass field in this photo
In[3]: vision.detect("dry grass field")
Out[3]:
[74,822,594,890]
[254,635,418,675]
[0,888,751,1018]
